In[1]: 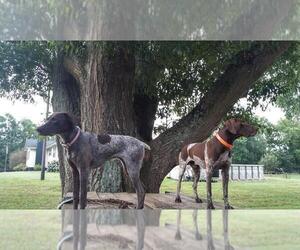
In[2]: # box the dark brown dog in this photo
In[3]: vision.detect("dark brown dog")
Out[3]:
[37,112,150,209]
[175,118,258,209]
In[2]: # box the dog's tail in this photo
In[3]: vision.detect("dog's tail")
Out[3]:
[142,142,151,151]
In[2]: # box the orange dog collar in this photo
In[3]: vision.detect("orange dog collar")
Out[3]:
[216,133,233,150]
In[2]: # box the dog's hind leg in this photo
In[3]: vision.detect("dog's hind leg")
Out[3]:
[192,165,202,203]
[175,159,187,203]
[193,209,202,240]
[124,158,145,209]
[131,172,145,209]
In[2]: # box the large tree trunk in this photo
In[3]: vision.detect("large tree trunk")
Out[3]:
[85,43,137,192]
[52,55,81,196]
[64,43,138,193]
[141,42,291,192]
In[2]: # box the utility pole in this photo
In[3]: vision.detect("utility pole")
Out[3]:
[4,119,9,172]
[41,88,50,180]
[4,145,8,172]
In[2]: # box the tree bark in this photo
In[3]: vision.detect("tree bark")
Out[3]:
[141,42,291,192]
[52,55,81,196]
[57,42,159,195]
[64,43,138,192]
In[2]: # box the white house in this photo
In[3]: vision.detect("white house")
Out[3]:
[24,139,37,169]
[24,139,59,169]
[45,140,58,168]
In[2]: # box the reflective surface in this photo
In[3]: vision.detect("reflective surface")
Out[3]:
[0,0,299,40]
[0,209,299,249]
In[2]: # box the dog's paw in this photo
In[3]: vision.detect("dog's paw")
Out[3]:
[224,204,234,210]
[195,197,203,203]
[175,196,182,203]
[207,203,215,209]
[135,204,144,209]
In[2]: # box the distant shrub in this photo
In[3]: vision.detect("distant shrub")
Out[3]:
[34,164,42,171]
[47,161,59,172]
[13,163,26,171]
[9,150,26,170]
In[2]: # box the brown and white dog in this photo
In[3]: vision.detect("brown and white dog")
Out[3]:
[175,118,258,209]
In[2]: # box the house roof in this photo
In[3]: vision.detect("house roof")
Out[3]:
[24,138,56,149]
[24,139,38,149]
[46,140,56,149]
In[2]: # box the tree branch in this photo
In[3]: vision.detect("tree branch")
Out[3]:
[143,41,292,190]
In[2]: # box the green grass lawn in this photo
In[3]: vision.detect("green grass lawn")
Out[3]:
[0,172,299,249]
[0,171,61,209]
[0,171,300,209]
[160,174,300,208]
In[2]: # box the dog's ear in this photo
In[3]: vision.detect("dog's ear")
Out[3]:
[225,118,240,134]
[65,113,81,128]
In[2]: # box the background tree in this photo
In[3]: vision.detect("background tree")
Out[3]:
[266,119,300,172]
[0,114,37,170]
[232,135,267,165]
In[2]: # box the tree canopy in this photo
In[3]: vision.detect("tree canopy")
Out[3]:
[0,41,299,130]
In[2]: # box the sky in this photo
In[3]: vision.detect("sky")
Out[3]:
[0,96,285,125]
[0,96,50,124]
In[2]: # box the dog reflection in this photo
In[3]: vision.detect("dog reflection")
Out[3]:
[175,209,202,241]
[207,209,234,250]
[57,209,146,250]
[175,209,234,250]
[57,209,233,249]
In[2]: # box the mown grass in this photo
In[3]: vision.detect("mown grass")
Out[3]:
[0,171,300,209]
[160,174,300,208]
[0,171,61,209]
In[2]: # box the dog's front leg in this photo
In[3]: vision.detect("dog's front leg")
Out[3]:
[221,166,233,209]
[206,168,215,209]
[73,169,80,209]
[79,167,89,209]
[68,160,80,209]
